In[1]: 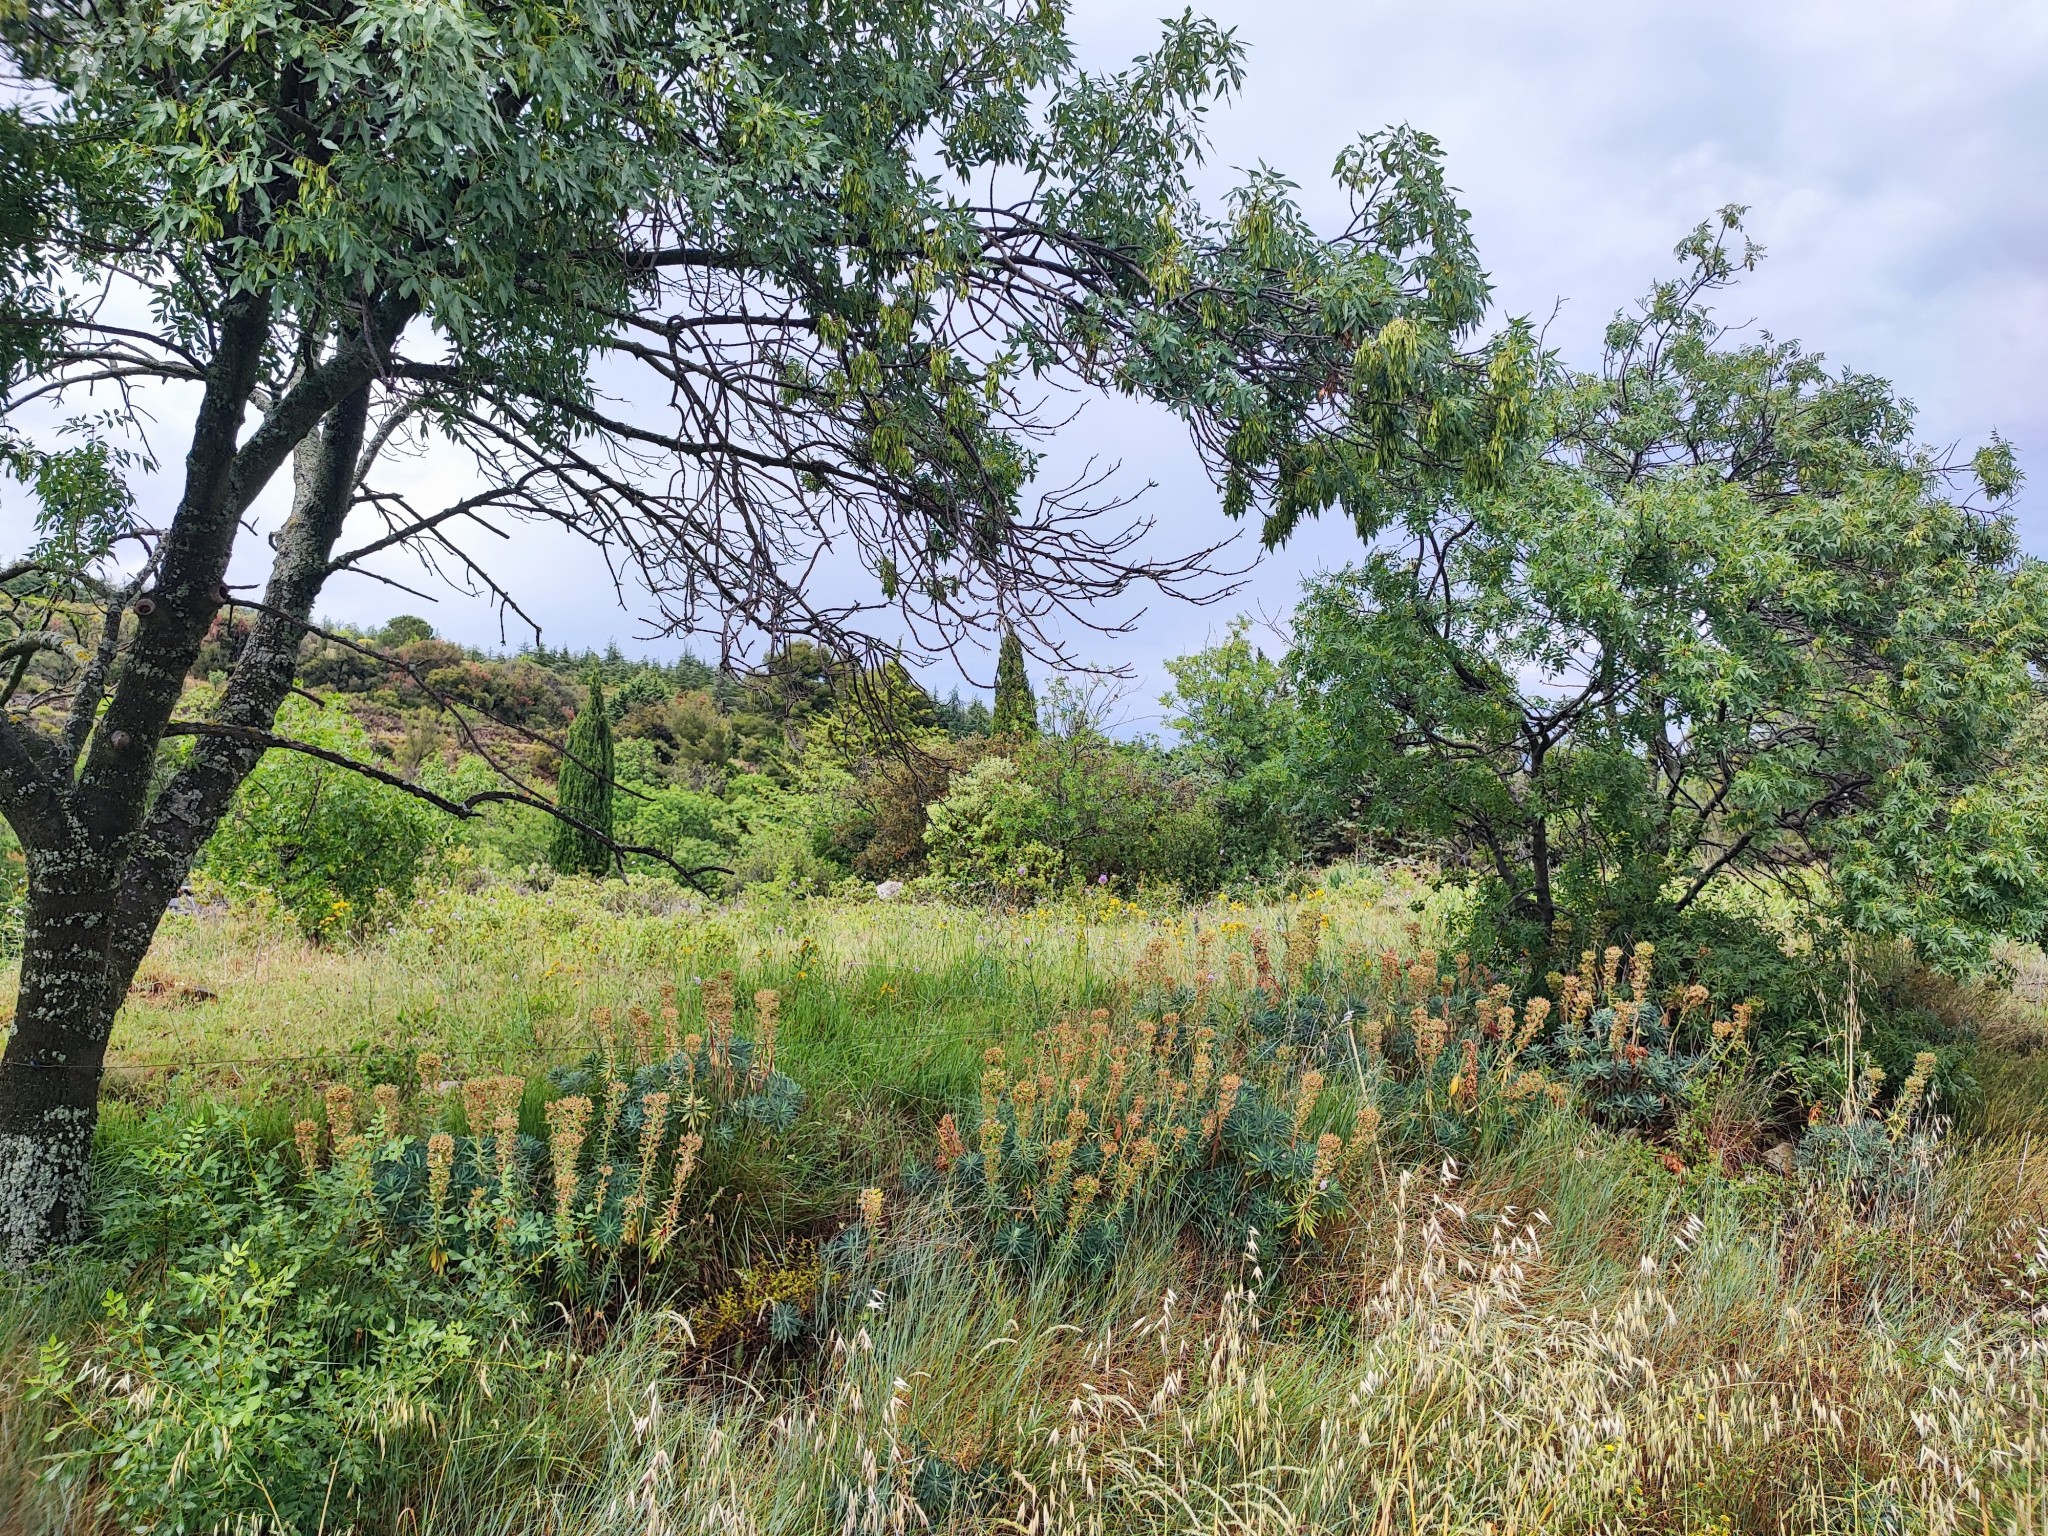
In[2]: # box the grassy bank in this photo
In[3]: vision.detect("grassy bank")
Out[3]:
[4,872,2047,1533]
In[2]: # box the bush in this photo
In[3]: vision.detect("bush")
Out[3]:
[28,986,809,1531]
[916,1008,1365,1276]
[201,697,448,938]
[28,1116,536,1534]
[923,755,1060,902]
[615,781,737,882]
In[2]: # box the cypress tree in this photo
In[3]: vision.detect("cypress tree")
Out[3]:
[991,631,1037,737]
[550,677,616,876]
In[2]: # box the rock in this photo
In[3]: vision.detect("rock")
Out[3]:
[1762,1141,1795,1176]
[875,880,905,901]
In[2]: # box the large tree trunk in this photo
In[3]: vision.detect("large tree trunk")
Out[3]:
[0,848,118,1263]
[0,348,380,1264]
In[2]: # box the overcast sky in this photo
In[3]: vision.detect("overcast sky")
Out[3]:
[8,0,2044,724]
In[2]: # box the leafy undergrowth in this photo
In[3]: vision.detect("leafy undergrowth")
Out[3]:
[5,890,2048,1534]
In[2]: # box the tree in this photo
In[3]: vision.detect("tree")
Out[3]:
[550,681,617,877]
[203,698,448,938]
[0,0,1527,1261]
[1288,213,2048,974]
[991,631,1038,737]
[1163,619,1309,875]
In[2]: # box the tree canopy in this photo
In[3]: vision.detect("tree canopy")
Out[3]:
[1282,214,2048,972]
[0,0,1537,1261]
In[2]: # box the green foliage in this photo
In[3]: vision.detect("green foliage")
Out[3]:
[1163,619,1313,875]
[550,680,615,877]
[615,782,736,882]
[922,715,1223,904]
[379,615,435,647]
[27,983,811,1530]
[924,756,1061,903]
[917,1010,1362,1276]
[27,1116,536,1535]
[991,631,1036,737]
[1288,213,2048,975]
[202,698,446,939]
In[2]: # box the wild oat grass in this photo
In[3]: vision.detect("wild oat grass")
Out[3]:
[4,872,2047,1534]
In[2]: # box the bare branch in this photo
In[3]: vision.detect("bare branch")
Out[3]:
[159,722,730,890]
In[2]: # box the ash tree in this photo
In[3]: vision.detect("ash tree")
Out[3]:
[1287,213,2048,974]
[0,0,1534,1259]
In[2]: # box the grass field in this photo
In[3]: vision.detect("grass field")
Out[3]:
[6,870,2048,1534]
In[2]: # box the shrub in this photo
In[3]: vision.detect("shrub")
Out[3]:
[923,755,1061,902]
[917,1008,1365,1276]
[28,1115,536,1534]
[201,696,447,938]
[28,987,809,1532]
[615,781,737,883]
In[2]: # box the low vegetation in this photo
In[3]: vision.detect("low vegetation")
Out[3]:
[4,874,2046,1533]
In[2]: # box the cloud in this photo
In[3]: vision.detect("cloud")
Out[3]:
[1036,0,2048,703]
[7,0,2040,705]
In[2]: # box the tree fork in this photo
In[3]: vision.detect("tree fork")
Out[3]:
[0,332,390,1264]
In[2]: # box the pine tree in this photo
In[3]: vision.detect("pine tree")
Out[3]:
[991,631,1037,738]
[550,678,616,876]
